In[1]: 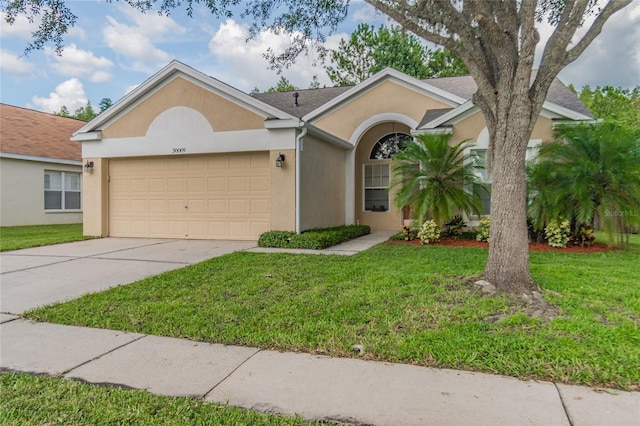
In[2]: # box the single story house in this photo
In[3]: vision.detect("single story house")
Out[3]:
[73,61,593,240]
[0,104,85,226]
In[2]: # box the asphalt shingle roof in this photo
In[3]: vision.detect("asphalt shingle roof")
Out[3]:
[0,104,84,162]
[253,86,352,118]
[253,74,593,120]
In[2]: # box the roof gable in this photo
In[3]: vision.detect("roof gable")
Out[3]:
[301,68,467,123]
[74,60,296,138]
[0,104,83,162]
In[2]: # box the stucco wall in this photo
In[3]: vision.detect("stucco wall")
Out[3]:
[314,80,451,142]
[0,158,83,226]
[354,122,410,231]
[82,157,109,237]
[299,134,346,230]
[269,149,296,231]
[451,110,555,145]
[102,76,266,139]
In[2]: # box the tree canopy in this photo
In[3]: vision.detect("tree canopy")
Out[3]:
[55,98,112,122]
[326,23,467,86]
[574,85,640,130]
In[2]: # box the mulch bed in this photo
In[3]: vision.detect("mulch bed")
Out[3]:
[386,237,617,253]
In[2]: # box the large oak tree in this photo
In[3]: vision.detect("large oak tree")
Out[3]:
[4,0,632,296]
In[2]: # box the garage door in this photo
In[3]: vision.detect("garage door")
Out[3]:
[109,154,270,240]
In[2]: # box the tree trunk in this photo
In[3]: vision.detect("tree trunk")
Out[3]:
[482,97,540,295]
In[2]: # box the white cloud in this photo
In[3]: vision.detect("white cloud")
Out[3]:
[0,12,39,39]
[102,7,186,71]
[31,78,88,113]
[206,19,333,92]
[0,49,36,77]
[45,43,113,82]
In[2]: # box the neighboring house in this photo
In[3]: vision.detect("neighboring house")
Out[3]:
[73,61,593,240]
[0,104,85,226]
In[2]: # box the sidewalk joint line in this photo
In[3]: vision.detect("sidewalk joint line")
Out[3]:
[554,382,574,426]
[1,258,76,275]
[61,334,148,376]
[201,348,263,399]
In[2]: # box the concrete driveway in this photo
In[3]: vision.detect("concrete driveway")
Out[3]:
[0,238,256,315]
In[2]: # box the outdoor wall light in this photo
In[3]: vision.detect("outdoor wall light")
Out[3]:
[276,153,285,168]
[84,161,94,173]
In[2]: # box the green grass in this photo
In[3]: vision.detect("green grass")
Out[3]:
[25,235,640,390]
[0,224,93,251]
[0,372,325,425]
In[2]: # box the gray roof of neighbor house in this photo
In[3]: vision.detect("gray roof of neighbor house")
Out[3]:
[252,74,594,120]
[0,104,84,162]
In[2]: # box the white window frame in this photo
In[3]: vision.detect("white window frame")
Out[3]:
[44,170,82,211]
[363,163,390,212]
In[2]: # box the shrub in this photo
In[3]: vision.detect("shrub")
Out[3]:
[545,218,571,248]
[442,215,467,239]
[476,217,491,242]
[417,220,440,244]
[258,225,370,249]
[576,224,596,248]
[401,225,418,241]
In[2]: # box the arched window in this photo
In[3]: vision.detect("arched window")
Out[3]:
[363,133,412,212]
[369,133,412,160]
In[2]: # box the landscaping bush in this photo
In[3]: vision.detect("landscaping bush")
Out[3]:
[545,218,571,248]
[442,215,466,239]
[258,225,370,249]
[476,217,491,242]
[417,220,440,244]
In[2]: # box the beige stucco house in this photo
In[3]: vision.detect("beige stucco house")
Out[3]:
[0,104,84,226]
[73,61,593,240]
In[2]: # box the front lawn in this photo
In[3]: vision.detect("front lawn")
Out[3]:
[0,224,93,252]
[25,235,640,390]
[0,372,323,425]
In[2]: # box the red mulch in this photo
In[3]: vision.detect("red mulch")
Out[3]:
[386,237,617,253]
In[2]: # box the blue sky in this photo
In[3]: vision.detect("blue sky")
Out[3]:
[1,0,639,114]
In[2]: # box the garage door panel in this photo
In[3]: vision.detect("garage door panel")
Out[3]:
[250,199,269,214]
[149,199,167,213]
[250,176,269,191]
[188,177,206,193]
[167,178,187,192]
[130,199,148,213]
[130,220,149,234]
[110,154,270,240]
[229,199,248,214]
[208,177,227,192]
[187,199,205,213]
[229,176,248,191]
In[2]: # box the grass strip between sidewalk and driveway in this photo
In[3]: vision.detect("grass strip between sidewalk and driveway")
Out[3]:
[0,224,93,252]
[25,235,640,391]
[0,372,326,425]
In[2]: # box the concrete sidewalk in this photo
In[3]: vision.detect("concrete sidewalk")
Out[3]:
[1,318,638,426]
[247,231,396,256]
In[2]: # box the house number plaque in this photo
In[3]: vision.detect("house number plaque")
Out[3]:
[172,148,187,153]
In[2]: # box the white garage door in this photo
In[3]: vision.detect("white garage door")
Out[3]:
[109,153,270,240]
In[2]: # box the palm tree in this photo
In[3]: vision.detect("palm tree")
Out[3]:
[391,133,487,226]
[527,122,640,248]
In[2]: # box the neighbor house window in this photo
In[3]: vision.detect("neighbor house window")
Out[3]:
[44,171,81,210]
[364,164,390,212]
[471,149,491,215]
